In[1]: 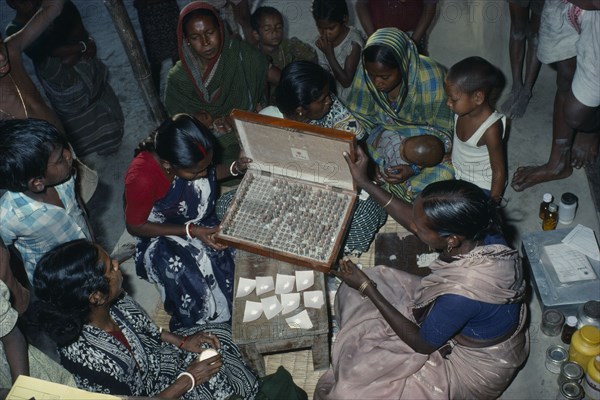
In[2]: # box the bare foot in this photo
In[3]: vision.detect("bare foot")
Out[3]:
[509,87,532,119]
[511,162,573,192]
[501,88,520,117]
[571,132,600,169]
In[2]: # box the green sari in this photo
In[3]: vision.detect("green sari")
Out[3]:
[346,28,454,202]
[164,2,268,165]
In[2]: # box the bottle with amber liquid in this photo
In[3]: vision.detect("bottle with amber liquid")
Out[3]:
[540,193,553,219]
[543,203,559,231]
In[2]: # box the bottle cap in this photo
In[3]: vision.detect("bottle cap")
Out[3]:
[548,203,558,212]
[566,316,577,326]
[561,192,578,205]
[543,193,553,202]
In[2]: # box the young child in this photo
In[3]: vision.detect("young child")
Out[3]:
[0,119,92,283]
[251,6,317,70]
[446,57,506,204]
[312,0,364,103]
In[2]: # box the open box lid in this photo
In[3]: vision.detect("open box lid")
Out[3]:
[231,110,357,192]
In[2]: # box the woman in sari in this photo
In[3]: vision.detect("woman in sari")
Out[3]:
[124,114,250,330]
[346,28,454,202]
[33,240,258,399]
[165,2,275,166]
[315,150,528,399]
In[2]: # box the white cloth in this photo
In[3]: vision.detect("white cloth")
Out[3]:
[451,111,506,190]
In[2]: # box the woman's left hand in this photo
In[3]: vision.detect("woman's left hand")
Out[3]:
[330,257,370,292]
[233,157,252,174]
[190,225,227,251]
[181,332,221,354]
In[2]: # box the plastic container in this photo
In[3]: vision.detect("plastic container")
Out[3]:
[583,355,600,400]
[569,325,600,372]
[558,361,584,386]
[542,309,565,336]
[563,316,579,344]
[577,301,600,329]
[540,193,553,219]
[558,193,578,224]
[543,203,559,231]
[547,344,570,374]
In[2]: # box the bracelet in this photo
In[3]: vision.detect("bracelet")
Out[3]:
[185,222,194,240]
[159,327,163,335]
[382,193,394,209]
[409,163,421,176]
[229,161,240,176]
[178,335,189,349]
[176,371,195,393]
[79,40,87,53]
[358,279,377,298]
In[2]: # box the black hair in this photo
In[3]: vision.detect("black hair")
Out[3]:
[419,180,503,241]
[362,44,400,70]
[135,114,214,169]
[32,240,107,346]
[250,6,283,31]
[312,0,348,24]
[182,8,220,37]
[0,118,69,192]
[446,56,505,99]
[275,61,332,115]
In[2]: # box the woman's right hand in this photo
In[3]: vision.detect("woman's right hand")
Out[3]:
[190,225,227,251]
[186,355,223,384]
[343,146,371,188]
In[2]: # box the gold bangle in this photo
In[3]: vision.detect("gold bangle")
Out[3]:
[382,193,394,209]
[358,279,376,297]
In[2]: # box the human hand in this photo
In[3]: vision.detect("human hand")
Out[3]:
[315,36,334,56]
[194,110,214,128]
[382,164,413,183]
[212,116,233,136]
[181,332,221,354]
[185,355,223,385]
[233,156,252,174]
[343,146,371,188]
[330,257,370,292]
[190,225,228,251]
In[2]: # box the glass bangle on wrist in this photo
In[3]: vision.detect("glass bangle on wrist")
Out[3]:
[79,40,87,53]
[229,161,240,176]
[176,371,195,393]
[358,279,377,298]
[185,222,194,240]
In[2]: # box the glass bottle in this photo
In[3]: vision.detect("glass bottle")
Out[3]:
[563,316,579,344]
[540,193,553,219]
[543,203,559,231]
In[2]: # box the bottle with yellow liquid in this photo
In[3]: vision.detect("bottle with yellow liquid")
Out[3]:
[583,355,600,400]
[569,326,600,372]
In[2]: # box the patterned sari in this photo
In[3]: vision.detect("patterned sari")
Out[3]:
[134,167,235,331]
[346,28,454,202]
[315,245,529,399]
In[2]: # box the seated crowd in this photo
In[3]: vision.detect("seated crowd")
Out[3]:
[1,0,599,398]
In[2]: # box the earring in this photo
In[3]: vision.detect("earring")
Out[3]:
[446,243,453,253]
[187,42,191,46]
[298,112,303,116]
[163,164,171,174]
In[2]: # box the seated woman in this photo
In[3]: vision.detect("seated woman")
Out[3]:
[315,149,528,399]
[218,61,387,256]
[32,240,258,399]
[124,114,250,330]
[346,28,454,202]
[165,2,276,166]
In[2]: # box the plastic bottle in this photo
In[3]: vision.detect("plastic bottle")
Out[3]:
[540,193,553,219]
[563,316,579,344]
[558,193,578,225]
[583,355,600,400]
[543,203,559,231]
[569,325,600,372]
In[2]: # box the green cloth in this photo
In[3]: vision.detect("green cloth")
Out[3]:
[271,38,317,70]
[346,28,455,202]
[256,366,308,400]
[164,2,268,119]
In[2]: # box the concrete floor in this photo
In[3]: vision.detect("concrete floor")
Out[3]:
[1,0,598,398]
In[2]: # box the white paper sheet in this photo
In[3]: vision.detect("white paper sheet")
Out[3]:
[562,224,600,261]
[275,274,296,294]
[285,309,313,329]
[295,270,314,291]
[243,301,263,322]
[544,243,597,283]
[255,276,275,295]
[261,295,283,320]
[236,277,256,298]
[303,290,325,309]
[280,293,301,315]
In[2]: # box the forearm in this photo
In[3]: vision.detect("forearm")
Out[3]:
[355,1,375,37]
[411,3,436,43]
[216,163,241,180]
[2,327,30,382]
[325,55,352,87]
[359,180,415,232]
[158,377,191,399]
[161,329,186,347]
[12,0,65,52]
[363,284,435,354]
[126,221,188,239]
[490,170,507,202]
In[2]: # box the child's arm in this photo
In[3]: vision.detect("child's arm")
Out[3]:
[7,0,66,53]
[411,2,437,45]
[355,0,376,37]
[316,40,361,88]
[480,120,506,203]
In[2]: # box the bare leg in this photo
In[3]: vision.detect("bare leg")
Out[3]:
[502,3,528,117]
[565,91,600,168]
[511,58,576,191]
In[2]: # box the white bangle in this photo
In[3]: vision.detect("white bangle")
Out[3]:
[177,371,195,393]
[229,161,239,176]
[79,40,87,53]
[159,327,163,335]
[185,222,194,240]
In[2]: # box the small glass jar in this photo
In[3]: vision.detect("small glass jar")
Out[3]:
[543,203,559,231]
[547,344,570,374]
[557,381,584,400]
[558,361,584,386]
[542,309,565,336]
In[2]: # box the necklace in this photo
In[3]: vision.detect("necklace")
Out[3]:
[0,74,28,119]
